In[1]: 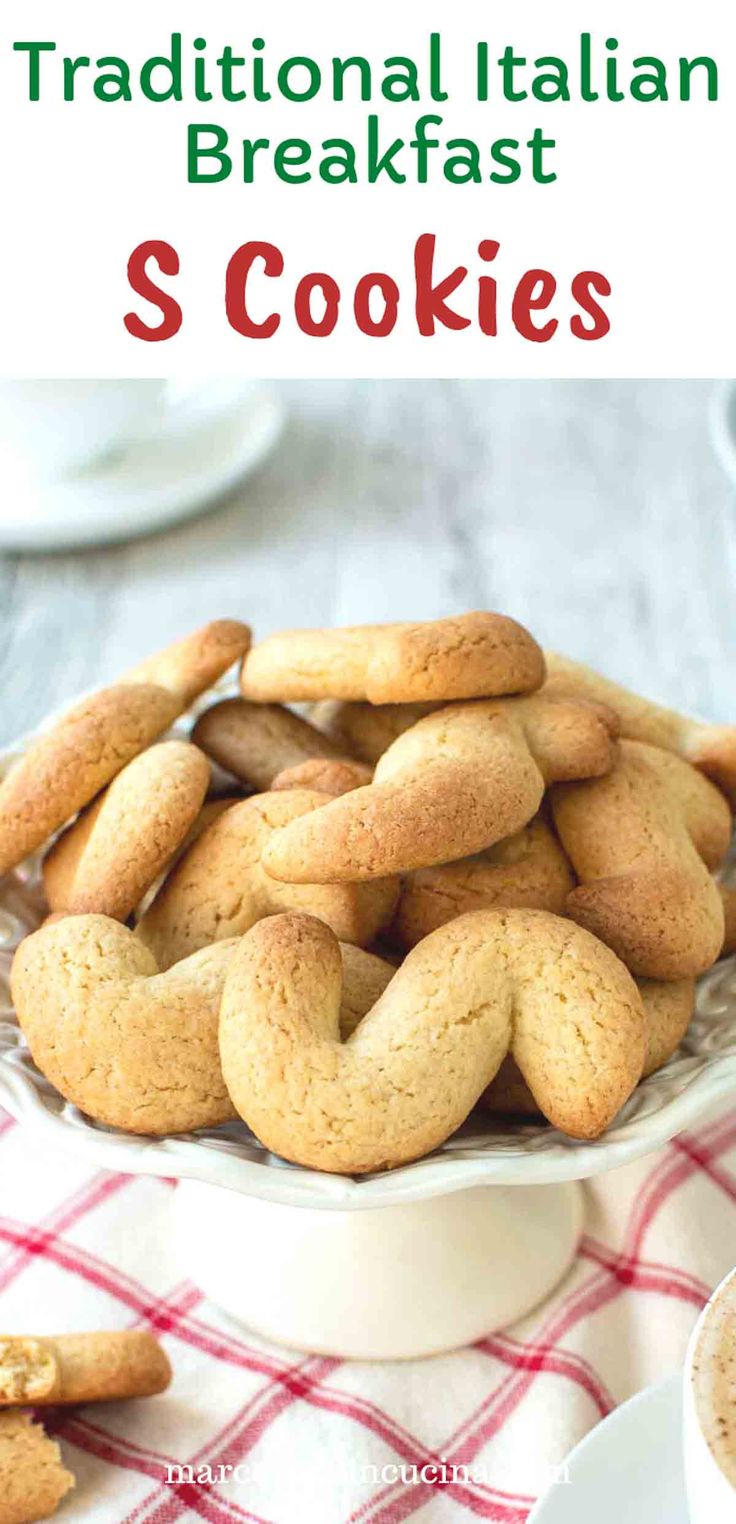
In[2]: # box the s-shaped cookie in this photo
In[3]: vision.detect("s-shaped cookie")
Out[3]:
[11,917,237,1134]
[262,695,618,884]
[43,741,210,920]
[219,908,646,1172]
[552,740,727,979]
[241,612,544,704]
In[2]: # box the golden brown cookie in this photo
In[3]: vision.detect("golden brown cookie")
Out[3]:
[134,796,245,923]
[721,882,736,957]
[172,796,243,859]
[392,813,575,950]
[639,978,696,1077]
[137,791,399,969]
[219,909,646,1172]
[241,613,545,704]
[192,698,343,790]
[0,1331,171,1407]
[544,651,736,803]
[625,745,732,870]
[262,695,618,885]
[123,619,251,707]
[482,977,695,1115]
[0,685,179,879]
[270,758,373,795]
[552,740,725,979]
[43,741,211,919]
[0,1410,74,1524]
[11,916,237,1134]
[337,944,395,1038]
[310,700,435,764]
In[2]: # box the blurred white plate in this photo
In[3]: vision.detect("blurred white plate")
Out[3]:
[0,380,283,552]
[528,1376,685,1523]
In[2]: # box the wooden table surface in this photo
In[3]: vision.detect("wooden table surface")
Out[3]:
[0,380,733,747]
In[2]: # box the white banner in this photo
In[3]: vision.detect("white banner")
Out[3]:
[0,0,734,376]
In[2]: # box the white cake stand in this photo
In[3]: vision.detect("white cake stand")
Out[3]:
[2,727,735,1360]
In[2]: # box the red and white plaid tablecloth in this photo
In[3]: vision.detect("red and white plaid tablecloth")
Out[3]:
[2,1103,736,1523]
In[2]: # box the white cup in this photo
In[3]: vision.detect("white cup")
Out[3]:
[683,1266,736,1521]
[0,380,167,481]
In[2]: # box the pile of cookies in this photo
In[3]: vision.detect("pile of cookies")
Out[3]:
[2,613,735,1176]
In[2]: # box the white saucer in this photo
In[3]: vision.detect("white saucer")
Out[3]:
[528,1375,686,1523]
[0,380,283,552]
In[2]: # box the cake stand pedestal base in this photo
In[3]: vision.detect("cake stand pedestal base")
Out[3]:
[172,1177,584,1360]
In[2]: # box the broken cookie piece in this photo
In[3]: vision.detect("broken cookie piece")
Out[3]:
[0,1410,74,1524]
